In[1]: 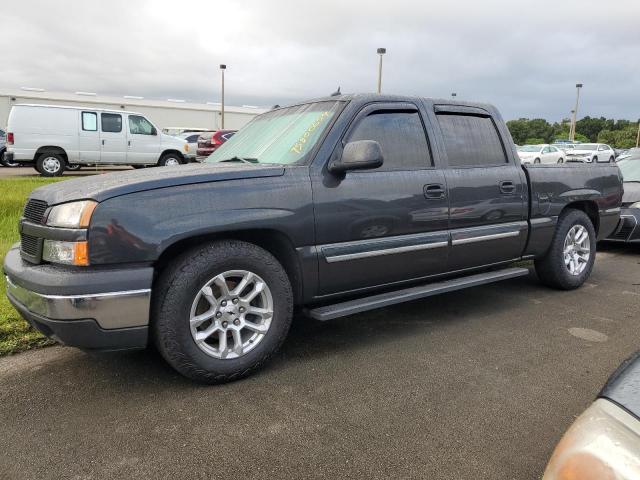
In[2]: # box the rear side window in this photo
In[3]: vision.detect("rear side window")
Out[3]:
[82,112,97,131]
[101,113,122,133]
[437,114,507,167]
[186,134,199,142]
[347,110,432,170]
[222,132,235,141]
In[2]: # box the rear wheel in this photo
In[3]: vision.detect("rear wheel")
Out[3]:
[535,209,596,290]
[0,150,20,167]
[36,153,65,177]
[534,158,541,164]
[158,153,182,167]
[153,240,294,384]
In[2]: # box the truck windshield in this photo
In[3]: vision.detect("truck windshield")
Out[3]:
[207,101,342,165]
[618,159,640,182]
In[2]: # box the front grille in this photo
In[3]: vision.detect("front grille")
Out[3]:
[23,199,48,224]
[20,233,39,256]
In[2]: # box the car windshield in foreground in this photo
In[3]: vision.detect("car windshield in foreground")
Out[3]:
[207,101,342,165]
[574,144,597,151]
[519,145,542,152]
[618,159,640,182]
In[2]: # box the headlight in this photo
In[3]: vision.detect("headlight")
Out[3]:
[42,240,89,266]
[630,202,640,209]
[46,200,97,228]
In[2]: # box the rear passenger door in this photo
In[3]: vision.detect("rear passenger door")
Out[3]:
[100,113,128,163]
[431,105,527,271]
[312,102,449,296]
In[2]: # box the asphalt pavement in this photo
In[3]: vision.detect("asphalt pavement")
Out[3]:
[1,243,639,479]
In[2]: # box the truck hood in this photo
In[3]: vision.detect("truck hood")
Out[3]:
[29,163,286,204]
[622,181,640,205]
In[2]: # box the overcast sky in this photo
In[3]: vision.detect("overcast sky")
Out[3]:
[2,0,639,121]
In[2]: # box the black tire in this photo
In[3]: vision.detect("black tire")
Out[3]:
[534,158,541,164]
[153,240,294,384]
[534,209,596,290]
[609,156,615,163]
[157,153,183,167]
[36,153,65,177]
[557,157,564,163]
[592,156,598,163]
[132,165,147,169]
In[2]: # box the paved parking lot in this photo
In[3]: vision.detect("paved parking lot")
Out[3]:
[0,166,132,177]
[1,243,639,479]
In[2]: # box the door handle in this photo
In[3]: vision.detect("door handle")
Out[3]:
[128,140,131,147]
[499,181,516,195]
[101,139,105,146]
[424,183,446,199]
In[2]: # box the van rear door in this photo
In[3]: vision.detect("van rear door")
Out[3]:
[78,111,100,163]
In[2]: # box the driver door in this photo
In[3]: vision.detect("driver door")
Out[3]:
[127,114,161,164]
[311,102,450,296]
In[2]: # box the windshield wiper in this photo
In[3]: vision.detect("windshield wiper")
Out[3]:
[218,156,258,165]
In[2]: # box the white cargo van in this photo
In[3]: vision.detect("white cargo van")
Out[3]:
[4,104,190,176]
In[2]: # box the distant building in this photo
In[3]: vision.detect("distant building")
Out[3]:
[0,88,265,130]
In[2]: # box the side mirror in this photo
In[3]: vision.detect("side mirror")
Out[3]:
[329,140,384,173]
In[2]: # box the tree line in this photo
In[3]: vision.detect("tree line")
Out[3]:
[506,117,639,148]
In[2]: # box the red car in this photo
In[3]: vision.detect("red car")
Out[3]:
[196,130,236,157]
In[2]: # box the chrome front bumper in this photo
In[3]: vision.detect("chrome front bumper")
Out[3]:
[5,275,150,330]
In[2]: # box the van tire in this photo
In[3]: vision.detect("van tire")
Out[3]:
[153,240,294,384]
[534,209,596,290]
[36,153,65,177]
[158,153,182,167]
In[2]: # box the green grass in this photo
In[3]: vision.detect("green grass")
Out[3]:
[0,177,66,355]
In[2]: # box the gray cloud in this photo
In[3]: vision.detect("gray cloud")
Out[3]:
[1,0,639,120]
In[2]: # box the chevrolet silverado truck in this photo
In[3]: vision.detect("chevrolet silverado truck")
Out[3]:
[4,94,623,383]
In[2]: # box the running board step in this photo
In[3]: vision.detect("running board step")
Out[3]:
[306,267,530,321]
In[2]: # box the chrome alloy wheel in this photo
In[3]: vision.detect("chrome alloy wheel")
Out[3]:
[42,156,61,174]
[563,225,590,276]
[164,157,180,166]
[189,270,274,359]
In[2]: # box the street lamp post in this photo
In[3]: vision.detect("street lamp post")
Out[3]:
[569,110,575,140]
[570,83,583,142]
[636,120,640,148]
[376,48,386,94]
[220,64,227,129]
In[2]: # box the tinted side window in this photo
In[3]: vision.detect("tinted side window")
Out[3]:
[101,113,122,133]
[437,114,507,167]
[82,112,97,131]
[186,134,199,142]
[347,110,431,170]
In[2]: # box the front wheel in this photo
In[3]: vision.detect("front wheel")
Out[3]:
[557,157,564,163]
[609,156,615,163]
[153,240,294,384]
[157,154,182,167]
[534,158,541,164]
[535,209,596,290]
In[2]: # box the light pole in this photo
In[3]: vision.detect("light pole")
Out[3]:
[220,64,227,129]
[636,120,640,148]
[569,110,575,140]
[376,48,386,94]
[570,83,583,142]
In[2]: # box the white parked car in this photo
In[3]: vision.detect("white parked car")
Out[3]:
[4,104,190,176]
[517,144,565,164]
[176,131,210,162]
[565,143,616,163]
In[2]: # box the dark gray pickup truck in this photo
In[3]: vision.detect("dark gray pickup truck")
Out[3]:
[4,94,623,383]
